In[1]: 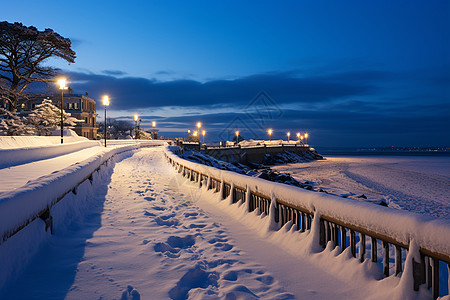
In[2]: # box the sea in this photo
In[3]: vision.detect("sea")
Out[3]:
[316,147,450,157]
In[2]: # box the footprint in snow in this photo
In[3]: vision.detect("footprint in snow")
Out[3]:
[120,285,140,300]
[184,212,198,217]
[168,265,218,300]
[214,243,233,251]
[256,275,275,285]
[154,235,195,257]
[154,217,179,227]
[143,211,156,217]
[189,224,206,229]
[151,206,165,211]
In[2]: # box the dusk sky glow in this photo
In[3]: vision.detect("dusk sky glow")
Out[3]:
[2,0,449,147]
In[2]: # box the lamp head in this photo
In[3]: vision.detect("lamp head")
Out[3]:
[58,78,68,90]
[102,95,109,106]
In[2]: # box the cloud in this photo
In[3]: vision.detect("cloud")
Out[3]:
[101,70,127,76]
[67,70,383,110]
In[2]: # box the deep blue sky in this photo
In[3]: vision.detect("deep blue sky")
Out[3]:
[2,0,449,147]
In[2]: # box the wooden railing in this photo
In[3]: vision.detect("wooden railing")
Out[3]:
[165,151,450,299]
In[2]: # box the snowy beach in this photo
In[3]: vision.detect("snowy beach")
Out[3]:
[273,155,450,219]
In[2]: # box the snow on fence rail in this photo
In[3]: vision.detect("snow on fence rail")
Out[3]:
[0,144,147,246]
[165,147,450,299]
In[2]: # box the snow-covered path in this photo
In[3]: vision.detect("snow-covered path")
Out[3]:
[1,147,373,299]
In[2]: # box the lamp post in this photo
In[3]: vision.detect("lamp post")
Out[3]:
[196,122,202,145]
[134,114,139,139]
[235,130,239,144]
[202,130,206,144]
[287,132,291,142]
[102,96,109,147]
[305,133,309,144]
[187,129,191,140]
[58,79,68,144]
[268,129,273,142]
[297,132,300,141]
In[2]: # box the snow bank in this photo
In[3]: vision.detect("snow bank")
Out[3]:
[0,144,144,244]
[165,146,450,258]
[0,134,101,168]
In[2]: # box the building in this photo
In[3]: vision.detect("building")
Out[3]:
[22,90,98,139]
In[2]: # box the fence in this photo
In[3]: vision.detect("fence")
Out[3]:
[165,149,450,299]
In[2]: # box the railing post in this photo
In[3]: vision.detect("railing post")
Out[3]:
[383,241,390,276]
[371,237,377,263]
[350,230,356,257]
[360,233,366,262]
[333,224,339,247]
[395,245,402,275]
[413,254,426,291]
[431,257,439,299]
[306,214,312,230]
[341,226,347,251]
[300,212,306,232]
[319,218,326,248]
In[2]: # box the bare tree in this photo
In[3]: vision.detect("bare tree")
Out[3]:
[0,21,76,111]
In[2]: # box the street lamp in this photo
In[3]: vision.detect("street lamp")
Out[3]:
[152,121,156,127]
[102,95,109,147]
[287,132,291,142]
[268,129,273,142]
[301,135,304,144]
[134,114,139,139]
[297,132,300,141]
[235,130,239,144]
[196,122,202,131]
[202,130,206,144]
[58,78,68,144]
[304,133,309,144]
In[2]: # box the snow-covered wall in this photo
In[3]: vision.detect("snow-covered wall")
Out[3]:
[0,135,101,168]
[165,146,450,259]
[0,144,143,245]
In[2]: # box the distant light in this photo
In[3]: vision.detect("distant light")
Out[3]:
[296,132,300,138]
[197,122,202,129]
[287,132,290,137]
[268,129,272,135]
[152,121,156,127]
[305,133,309,139]
[235,130,239,137]
[193,131,198,136]
[102,95,109,106]
[188,130,191,133]
[202,130,206,136]
[134,114,138,121]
